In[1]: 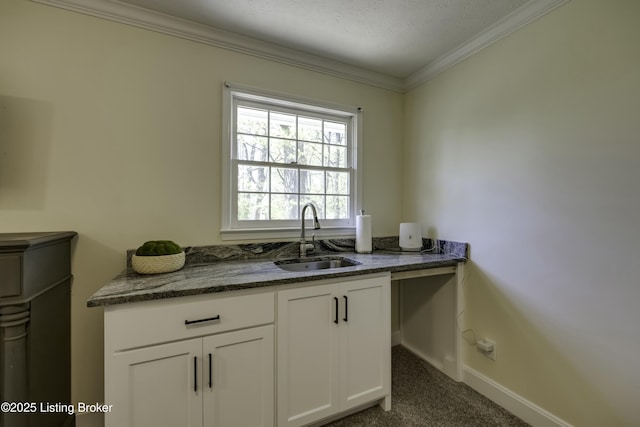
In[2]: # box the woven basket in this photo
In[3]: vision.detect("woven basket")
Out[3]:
[132,251,186,275]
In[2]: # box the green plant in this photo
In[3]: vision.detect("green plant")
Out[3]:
[135,240,182,256]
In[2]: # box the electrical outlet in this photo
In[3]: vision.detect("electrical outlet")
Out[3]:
[477,339,496,361]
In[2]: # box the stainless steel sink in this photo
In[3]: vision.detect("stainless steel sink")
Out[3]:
[274,256,360,272]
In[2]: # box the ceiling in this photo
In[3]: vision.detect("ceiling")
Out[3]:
[118,0,529,79]
[35,0,569,90]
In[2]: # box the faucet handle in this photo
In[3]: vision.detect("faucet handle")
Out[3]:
[307,234,316,252]
[299,237,316,258]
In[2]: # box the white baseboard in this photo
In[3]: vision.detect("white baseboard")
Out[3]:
[399,341,464,382]
[75,412,104,427]
[463,365,572,427]
[401,341,444,372]
[391,330,401,346]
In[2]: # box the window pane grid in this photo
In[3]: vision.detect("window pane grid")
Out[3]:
[236,164,351,221]
[237,193,350,221]
[233,96,354,224]
[236,109,349,166]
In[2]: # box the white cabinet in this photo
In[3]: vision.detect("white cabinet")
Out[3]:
[104,272,391,427]
[109,337,203,427]
[277,281,339,425]
[203,327,274,427]
[277,273,391,427]
[104,292,275,427]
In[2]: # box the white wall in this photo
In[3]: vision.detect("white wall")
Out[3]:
[404,0,640,425]
[6,0,639,424]
[0,0,403,405]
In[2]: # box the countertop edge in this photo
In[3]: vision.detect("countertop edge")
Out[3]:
[87,255,465,308]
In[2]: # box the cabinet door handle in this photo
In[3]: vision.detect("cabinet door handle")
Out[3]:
[208,353,213,389]
[194,356,198,393]
[333,297,339,324]
[184,315,221,325]
[343,295,348,322]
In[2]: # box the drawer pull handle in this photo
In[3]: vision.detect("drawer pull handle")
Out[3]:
[184,315,221,325]
[334,297,339,324]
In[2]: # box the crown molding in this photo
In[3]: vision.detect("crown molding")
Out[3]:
[31,0,570,93]
[404,0,572,90]
[31,0,405,92]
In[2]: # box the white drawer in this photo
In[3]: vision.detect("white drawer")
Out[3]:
[105,291,274,352]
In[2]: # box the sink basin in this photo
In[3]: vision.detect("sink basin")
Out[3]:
[274,256,360,272]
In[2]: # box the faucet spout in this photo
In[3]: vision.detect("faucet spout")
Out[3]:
[300,203,321,257]
[300,203,321,240]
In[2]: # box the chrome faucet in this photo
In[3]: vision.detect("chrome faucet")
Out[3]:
[299,202,321,257]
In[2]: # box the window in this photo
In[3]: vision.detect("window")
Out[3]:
[222,83,361,239]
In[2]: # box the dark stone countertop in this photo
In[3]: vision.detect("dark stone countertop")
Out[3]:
[87,237,468,307]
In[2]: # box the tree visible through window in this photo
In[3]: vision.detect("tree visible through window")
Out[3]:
[224,86,359,234]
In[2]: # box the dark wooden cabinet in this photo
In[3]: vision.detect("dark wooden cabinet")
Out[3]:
[0,232,76,427]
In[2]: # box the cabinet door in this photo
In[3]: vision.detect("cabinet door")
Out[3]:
[339,276,391,411]
[277,284,340,427]
[106,338,203,427]
[203,325,274,427]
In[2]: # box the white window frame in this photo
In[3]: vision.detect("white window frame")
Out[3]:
[221,82,362,240]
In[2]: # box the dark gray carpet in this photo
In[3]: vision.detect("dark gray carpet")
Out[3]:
[323,346,529,427]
